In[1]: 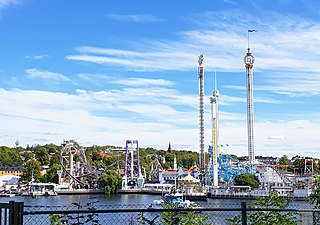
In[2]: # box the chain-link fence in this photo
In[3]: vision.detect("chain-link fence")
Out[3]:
[21,202,320,225]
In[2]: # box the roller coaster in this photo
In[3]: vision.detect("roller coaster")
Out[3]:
[59,140,99,189]
[208,145,256,184]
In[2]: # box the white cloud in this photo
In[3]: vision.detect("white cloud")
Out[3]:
[0,0,19,9]
[25,54,49,60]
[267,135,285,140]
[107,14,162,23]
[0,88,198,149]
[0,88,319,157]
[112,78,174,87]
[26,68,71,82]
[66,11,320,96]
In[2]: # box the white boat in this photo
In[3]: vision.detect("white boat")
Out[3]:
[29,183,58,197]
[148,193,201,209]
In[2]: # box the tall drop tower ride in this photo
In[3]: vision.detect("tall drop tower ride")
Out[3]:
[210,72,219,187]
[198,54,205,172]
[244,30,256,164]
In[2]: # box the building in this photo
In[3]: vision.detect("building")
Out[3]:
[0,166,23,176]
[256,156,277,165]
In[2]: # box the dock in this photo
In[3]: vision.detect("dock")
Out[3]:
[57,189,104,195]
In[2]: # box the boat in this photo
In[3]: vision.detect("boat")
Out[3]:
[29,183,58,197]
[148,192,201,210]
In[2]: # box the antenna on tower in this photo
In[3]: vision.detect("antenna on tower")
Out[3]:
[214,69,217,91]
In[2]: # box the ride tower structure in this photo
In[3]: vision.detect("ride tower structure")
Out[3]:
[59,140,99,190]
[210,72,219,187]
[122,140,144,190]
[244,30,256,165]
[198,54,205,174]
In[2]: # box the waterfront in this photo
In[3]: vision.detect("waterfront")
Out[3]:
[1,194,317,225]
[0,193,312,209]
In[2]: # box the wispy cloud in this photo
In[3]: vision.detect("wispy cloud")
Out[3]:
[0,87,319,156]
[25,54,50,60]
[26,68,71,82]
[112,78,174,87]
[67,10,320,96]
[107,14,162,23]
[0,0,20,9]
[222,0,238,6]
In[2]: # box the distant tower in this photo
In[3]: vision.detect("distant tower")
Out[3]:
[15,138,20,148]
[244,30,256,164]
[173,155,177,171]
[167,142,172,152]
[210,72,219,187]
[198,54,205,172]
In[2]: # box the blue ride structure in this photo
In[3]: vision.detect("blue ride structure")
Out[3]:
[208,145,256,184]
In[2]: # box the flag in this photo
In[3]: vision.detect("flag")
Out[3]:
[248,29,257,32]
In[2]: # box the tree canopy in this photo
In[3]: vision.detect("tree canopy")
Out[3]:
[234,173,259,188]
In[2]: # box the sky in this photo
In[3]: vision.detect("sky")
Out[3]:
[0,0,320,158]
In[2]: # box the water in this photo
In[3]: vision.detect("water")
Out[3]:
[0,193,311,208]
[0,194,315,225]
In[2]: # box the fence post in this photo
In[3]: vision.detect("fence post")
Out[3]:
[15,202,24,225]
[8,201,24,225]
[9,201,15,225]
[241,201,247,225]
[313,211,320,225]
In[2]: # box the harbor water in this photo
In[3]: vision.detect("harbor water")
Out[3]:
[0,194,315,225]
[0,193,312,208]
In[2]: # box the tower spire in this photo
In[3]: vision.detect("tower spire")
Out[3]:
[198,54,205,173]
[210,71,219,187]
[244,30,256,165]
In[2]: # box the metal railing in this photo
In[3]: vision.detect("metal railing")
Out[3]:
[1,201,320,225]
[0,201,23,225]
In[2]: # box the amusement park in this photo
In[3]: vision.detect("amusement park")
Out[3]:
[0,32,318,201]
[17,38,315,200]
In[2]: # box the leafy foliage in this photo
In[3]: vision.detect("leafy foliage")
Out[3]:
[309,175,320,208]
[98,170,122,194]
[40,163,61,183]
[276,155,293,171]
[50,198,99,225]
[234,173,259,188]
[138,189,211,225]
[0,146,22,166]
[226,192,300,225]
[21,159,41,182]
[33,145,50,166]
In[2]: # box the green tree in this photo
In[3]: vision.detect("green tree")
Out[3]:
[22,151,34,161]
[21,159,41,182]
[158,191,211,225]
[0,146,22,166]
[226,192,299,225]
[234,173,259,188]
[309,175,320,223]
[34,146,50,166]
[43,143,60,154]
[309,175,320,208]
[49,153,61,166]
[40,163,61,183]
[50,198,99,225]
[277,155,292,171]
[97,170,121,194]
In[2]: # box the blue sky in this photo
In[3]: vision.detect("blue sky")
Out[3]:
[0,0,320,158]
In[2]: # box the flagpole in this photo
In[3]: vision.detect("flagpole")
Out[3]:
[247,29,257,49]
